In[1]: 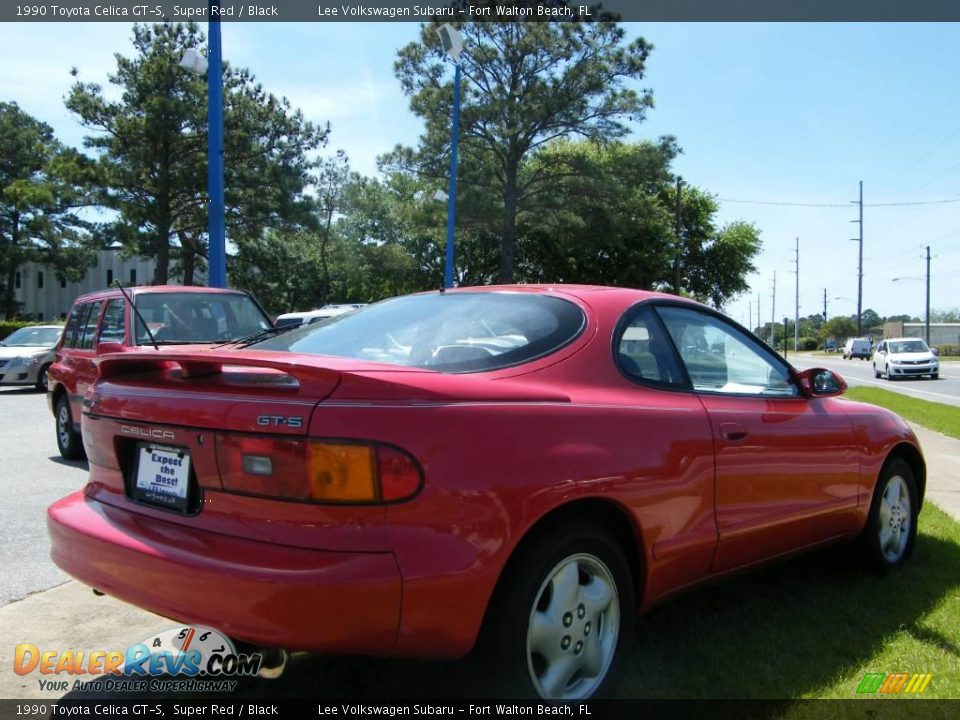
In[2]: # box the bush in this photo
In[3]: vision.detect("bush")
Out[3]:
[0,321,58,341]
[786,337,819,351]
[936,344,960,357]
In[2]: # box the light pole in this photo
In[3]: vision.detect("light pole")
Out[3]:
[180,5,226,289]
[892,255,931,346]
[436,24,464,289]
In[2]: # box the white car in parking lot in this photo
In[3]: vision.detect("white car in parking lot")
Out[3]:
[0,325,62,391]
[872,337,939,380]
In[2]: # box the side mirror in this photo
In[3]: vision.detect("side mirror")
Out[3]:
[931,347,939,356]
[96,341,125,356]
[797,367,847,397]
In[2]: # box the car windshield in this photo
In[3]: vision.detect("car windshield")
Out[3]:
[889,340,929,354]
[255,292,586,373]
[1,327,61,347]
[134,292,272,345]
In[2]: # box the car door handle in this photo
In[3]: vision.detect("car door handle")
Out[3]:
[719,423,748,441]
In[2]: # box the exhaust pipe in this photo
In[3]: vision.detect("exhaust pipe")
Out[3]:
[257,648,289,680]
[232,641,289,680]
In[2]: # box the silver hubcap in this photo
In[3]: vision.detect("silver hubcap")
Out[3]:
[57,403,71,448]
[878,475,911,562]
[526,553,620,700]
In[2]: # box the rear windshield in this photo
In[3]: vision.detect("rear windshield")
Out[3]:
[134,292,272,345]
[255,292,586,373]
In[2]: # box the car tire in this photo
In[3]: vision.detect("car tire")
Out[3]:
[35,363,51,393]
[885,366,892,381]
[55,395,84,460]
[857,458,918,572]
[931,373,939,380]
[483,523,634,700]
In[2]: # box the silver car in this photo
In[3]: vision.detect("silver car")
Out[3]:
[0,325,63,392]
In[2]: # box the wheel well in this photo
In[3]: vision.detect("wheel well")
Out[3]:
[886,442,927,509]
[496,499,646,609]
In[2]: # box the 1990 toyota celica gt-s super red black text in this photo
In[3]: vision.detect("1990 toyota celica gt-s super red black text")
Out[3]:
[48,286,924,699]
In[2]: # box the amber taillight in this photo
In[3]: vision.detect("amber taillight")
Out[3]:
[215,434,422,504]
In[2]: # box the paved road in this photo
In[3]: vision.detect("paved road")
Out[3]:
[789,353,960,408]
[0,387,87,605]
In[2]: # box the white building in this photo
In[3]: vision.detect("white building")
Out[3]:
[12,246,172,321]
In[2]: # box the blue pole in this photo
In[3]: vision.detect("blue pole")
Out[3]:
[444,63,461,289]
[207,6,226,288]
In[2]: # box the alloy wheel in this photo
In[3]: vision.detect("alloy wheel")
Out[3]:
[526,553,620,700]
[878,474,911,563]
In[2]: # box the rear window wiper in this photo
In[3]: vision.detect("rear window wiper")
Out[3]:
[212,327,282,349]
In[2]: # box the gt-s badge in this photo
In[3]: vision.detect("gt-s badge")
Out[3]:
[256,415,304,429]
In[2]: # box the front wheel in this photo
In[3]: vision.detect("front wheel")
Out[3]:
[484,524,634,699]
[931,373,939,380]
[55,395,84,460]
[858,459,918,572]
[35,363,51,393]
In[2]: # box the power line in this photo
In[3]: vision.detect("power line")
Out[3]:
[717,196,960,208]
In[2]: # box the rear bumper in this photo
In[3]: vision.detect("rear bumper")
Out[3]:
[47,491,401,653]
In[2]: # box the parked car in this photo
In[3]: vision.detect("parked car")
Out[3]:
[47,285,273,460]
[843,337,872,359]
[0,325,62,391]
[274,304,368,331]
[824,339,837,352]
[873,337,939,380]
[48,286,924,699]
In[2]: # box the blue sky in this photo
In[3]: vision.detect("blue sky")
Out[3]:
[1,21,958,324]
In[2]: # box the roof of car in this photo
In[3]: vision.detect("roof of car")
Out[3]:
[438,284,704,313]
[70,285,250,304]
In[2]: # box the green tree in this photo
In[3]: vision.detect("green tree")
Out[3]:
[821,316,857,342]
[517,140,761,306]
[66,23,327,286]
[391,16,654,283]
[0,102,97,318]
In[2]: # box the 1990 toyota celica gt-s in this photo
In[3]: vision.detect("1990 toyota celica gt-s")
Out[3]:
[48,286,924,699]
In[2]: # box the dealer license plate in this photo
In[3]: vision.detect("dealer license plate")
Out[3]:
[133,444,191,512]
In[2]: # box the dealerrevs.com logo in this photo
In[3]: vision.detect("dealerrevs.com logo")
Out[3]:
[14,626,260,693]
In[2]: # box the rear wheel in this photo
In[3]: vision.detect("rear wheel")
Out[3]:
[484,523,634,699]
[858,459,918,572]
[55,395,84,460]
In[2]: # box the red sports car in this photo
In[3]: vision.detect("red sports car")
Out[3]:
[47,286,924,699]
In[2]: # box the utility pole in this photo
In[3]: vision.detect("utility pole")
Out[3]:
[757,293,761,338]
[792,238,799,352]
[771,272,777,347]
[823,288,828,323]
[925,245,931,345]
[673,176,683,295]
[850,181,864,336]
[748,301,752,333]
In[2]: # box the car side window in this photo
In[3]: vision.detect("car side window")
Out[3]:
[615,307,688,388]
[656,306,798,397]
[97,299,126,344]
[76,300,104,350]
[62,303,85,349]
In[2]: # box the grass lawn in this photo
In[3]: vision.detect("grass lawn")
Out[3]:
[844,387,960,440]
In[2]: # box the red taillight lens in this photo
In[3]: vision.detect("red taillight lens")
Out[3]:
[377,445,422,502]
[215,434,422,504]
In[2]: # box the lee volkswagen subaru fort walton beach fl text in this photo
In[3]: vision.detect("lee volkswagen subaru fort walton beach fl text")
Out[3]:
[47,285,925,699]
